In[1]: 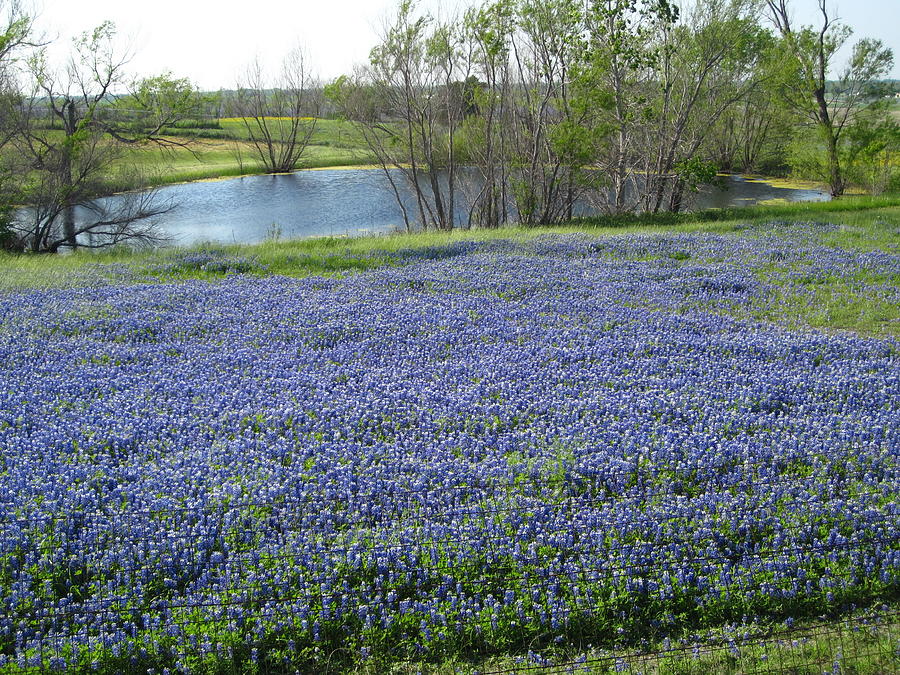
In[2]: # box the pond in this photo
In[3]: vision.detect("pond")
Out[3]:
[64,169,830,247]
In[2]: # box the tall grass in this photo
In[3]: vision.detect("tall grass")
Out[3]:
[576,194,900,229]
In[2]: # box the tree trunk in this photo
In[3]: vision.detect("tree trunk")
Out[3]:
[669,178,686,213]
[63,102,78,248]
[814,87,844,197]
[63,207,76,248]
[825,130,844,197]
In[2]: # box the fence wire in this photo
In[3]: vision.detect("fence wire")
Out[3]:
[1,472,897,674]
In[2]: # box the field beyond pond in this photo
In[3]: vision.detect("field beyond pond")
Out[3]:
[6,118,378,191]
[0,209,898,672]
[117,118,376,187]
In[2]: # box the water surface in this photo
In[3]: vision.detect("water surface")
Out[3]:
[65,169,831,247]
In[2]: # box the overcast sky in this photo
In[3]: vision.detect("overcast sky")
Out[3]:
[32,0,900,89]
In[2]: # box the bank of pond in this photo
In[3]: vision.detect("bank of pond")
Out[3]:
[41,169,831,248]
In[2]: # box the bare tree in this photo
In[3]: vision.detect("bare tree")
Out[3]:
[462,0,514,227]
[329,0,470,231]
[327,68,420,231]
[234,48,319,174]
[766,0,894,196]
[13,160,174,252]
[8,21,200,252]
[506,0,586,225]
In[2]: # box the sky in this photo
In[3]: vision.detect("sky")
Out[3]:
[30,0,900,89]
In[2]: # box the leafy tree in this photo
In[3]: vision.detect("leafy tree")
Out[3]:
[507,0,587,224]
[111,72,200,137]
[577,0,677,214]
[8,21,202,252]
[708,29,794,174]
[640,0,766,213]
[0,0,36,250]
[841,101,900,195]
[574,0,765,214]
[766,0,894,196]
[0,0,30,68]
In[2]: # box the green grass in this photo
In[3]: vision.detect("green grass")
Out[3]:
[160,117,374,148]
[216,117,375,149]
[756,265,900,336]
[2,200,897,269]
[4,118,378,191]
[576,194,900,230]
[114,123,375,189]
[499,624,896,674]
[2,200,898,338]
[323,613,900,673]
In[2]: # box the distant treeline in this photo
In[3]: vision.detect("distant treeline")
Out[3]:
[1,0,898,251]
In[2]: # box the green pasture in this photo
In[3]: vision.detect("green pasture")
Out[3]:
[117,116,377,187]
[119,117,380,185]
[116,137,372,188]
[2,118,377,191]
[214,117,374,149]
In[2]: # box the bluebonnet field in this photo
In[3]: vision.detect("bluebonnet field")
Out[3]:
[0,222,897,672]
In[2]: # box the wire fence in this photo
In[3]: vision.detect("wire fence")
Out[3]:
[486,614,899,674]
[1,469,897,674]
